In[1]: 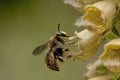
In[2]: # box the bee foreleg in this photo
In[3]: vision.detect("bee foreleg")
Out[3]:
[65,36,80,45]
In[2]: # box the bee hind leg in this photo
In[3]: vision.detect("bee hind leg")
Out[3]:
[62,48,73,60]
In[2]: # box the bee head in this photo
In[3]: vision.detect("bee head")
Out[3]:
[56,24,69,38]
[54,24,69,44]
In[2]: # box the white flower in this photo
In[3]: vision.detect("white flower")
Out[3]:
[100,38,120,72]
[84,60,114,80]
[75,0,116,33]
[64,0,102,13]
[85,60,102,79]
[72,29,104,60]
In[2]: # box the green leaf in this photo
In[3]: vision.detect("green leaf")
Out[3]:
[97,65,108,74]
[111,25,120,37]
[117,0,120,4]
[111,12,120,37]
[112,72,120,80]
[105,31,119,41]
[98,35,106,44]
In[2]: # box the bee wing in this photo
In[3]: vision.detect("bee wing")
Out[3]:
[32,43,48,55]
[45,48,60,71]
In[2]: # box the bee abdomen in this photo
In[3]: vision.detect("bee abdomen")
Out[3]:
[45,50,60,71]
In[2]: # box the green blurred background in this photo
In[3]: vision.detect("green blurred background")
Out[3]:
[0,0,87,80]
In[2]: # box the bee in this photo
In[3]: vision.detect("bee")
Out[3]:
[32,24,72,71]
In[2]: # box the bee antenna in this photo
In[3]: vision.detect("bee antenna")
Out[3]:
[58,24,61,32]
